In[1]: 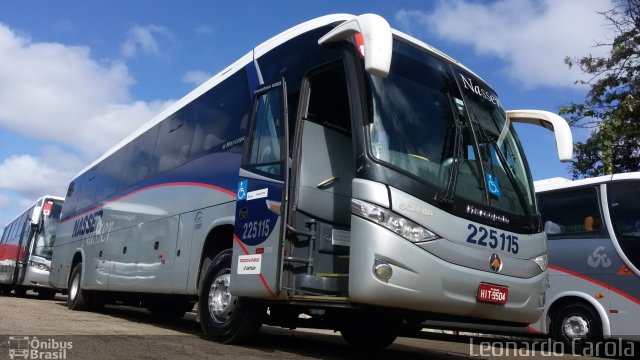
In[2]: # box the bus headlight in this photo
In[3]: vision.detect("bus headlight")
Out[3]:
[532,253,548,271]
[351,199,439,243]
[29,261,50,272]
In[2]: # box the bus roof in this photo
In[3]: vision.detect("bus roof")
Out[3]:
[73,13,485,180]
[534,172,640,193]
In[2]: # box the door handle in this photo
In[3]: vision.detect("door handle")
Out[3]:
[316,176,338,188]
[122,246,127,254]
[154,241,159,250]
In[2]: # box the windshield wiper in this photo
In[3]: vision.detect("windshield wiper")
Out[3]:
[474,123,531,218]
[435,94,464,204]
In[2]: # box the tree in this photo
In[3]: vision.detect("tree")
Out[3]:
[560,0,640,179]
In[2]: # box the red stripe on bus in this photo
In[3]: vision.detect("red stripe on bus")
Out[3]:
[233,234,249,255]
[259,273,276,297]
[548,265,640,305]
[527,326,541,334]
[61,182,235,224]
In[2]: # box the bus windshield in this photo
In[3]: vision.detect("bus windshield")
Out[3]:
[456,69,536,217]
[608,181,640,269]
[368,39,536,218]
[32,200,63,260]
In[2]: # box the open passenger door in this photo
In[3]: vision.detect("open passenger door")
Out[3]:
[230,80,288,298]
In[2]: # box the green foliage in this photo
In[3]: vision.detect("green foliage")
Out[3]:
[560,0,640,178]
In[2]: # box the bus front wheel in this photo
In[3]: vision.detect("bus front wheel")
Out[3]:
[552,303,602,349]
[198,249,265,344]
[67,263,94,311]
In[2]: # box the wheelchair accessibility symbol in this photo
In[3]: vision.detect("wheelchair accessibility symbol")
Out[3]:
[237,180,248,201]
[486,172,501,197]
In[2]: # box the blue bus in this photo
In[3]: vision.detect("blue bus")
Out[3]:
[49,14,572,347]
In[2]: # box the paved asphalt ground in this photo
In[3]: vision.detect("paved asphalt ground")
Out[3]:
[0,292,621,359]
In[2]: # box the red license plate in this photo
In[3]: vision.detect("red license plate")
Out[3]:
[477,283,508,304]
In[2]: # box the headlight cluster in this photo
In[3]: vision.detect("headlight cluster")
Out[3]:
[532,253,548,271]
[351,199,439,243]
[29,261,50,272]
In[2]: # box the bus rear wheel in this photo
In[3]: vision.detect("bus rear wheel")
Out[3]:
[552,303,601,350]
[67,263,95,311]
[198,249,265,344]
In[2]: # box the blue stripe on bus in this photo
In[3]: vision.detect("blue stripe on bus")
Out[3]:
[61,152,241,223]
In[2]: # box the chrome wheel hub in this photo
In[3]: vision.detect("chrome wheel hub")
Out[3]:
[563,315,589,339]
[208,271,237,323]
[69,272,80,301]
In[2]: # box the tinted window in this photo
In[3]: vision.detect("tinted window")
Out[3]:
[121,126,158,189]
[95,147,126,202]
[18,207,34,242]
[244,83,285,179]
[14,212,28,240]
[61,181,79,219]
[538,187,603,237]
[5,222,14,241]
[1,226,8,243]
[153,110,196,173]
[306,63,351,136]
[608,181,640,268]
[189,71,250,158]
[75,166,100,212]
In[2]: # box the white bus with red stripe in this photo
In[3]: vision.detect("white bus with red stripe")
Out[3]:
[531,173,640,345]
[0,196,63,299]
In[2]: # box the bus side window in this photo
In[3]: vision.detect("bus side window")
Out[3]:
[189,70,250,158]
[120,125,159,189]
[61,181,79,220]
[95,147,127,202]
[152,109,196,174]
[75,166,101,213]
[538,187,603,238]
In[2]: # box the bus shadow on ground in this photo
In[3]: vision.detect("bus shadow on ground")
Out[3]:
[50,300,472,360]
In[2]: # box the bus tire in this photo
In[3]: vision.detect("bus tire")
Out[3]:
[0,285,10,296]
[552,303,602,350]
[339,313,400,349]
[67,263,94,311]
[198,249,265,344]
[37,289,56,300]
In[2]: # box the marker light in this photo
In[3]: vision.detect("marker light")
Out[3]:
[532,253,548,271]
[354,33,365,58]
[351,199,439,243]
[374,263,393,280]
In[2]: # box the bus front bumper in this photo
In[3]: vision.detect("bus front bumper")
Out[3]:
[348,216,546,325]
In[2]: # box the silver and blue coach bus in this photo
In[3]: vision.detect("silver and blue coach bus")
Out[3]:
[531,173,640,346]
[0,196,63,299]
[49,14,572,347]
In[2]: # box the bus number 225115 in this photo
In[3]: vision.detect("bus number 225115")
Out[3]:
[467,224,519,254]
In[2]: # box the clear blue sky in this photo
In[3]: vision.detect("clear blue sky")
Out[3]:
[0,0,613,227]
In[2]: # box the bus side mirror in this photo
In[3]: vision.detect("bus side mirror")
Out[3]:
[318,13,392,78]
[506,110,573,162]
[31,206,42,226]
